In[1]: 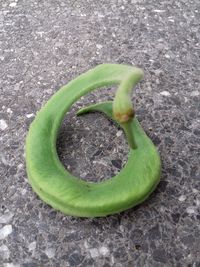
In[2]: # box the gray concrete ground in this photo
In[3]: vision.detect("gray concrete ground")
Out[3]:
[0,0,200,266]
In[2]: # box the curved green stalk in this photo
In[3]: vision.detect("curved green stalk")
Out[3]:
[25,64,161,217]
[113,67,143,123]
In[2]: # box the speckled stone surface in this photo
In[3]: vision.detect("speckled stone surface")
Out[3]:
[0,0,200,266]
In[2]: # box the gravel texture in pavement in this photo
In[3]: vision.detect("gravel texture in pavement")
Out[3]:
[0,0,199,266]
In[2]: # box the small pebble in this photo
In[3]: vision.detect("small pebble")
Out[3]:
[26,113,34,118]
[164,54,170,59]
[9,2,17,7]
[14,83,20,91]
[190,90,199,96]
[0,155,8,165]
[96,44,103,49]
[0,119,8,130]
[0,212,14,224]
[99,246,109,256]
[116,130,123,137]
[178,195,186,202]
[0,225,13,240]
[160,91,171,96]
[186,207,196,214]
[7,108,13,114]
[28,241,36,251]
[93,160,107,167]
[45,247,55,259]
[0,244,10,260]
[20,188,27,196]
[17,163,23,170]
[192,188,199,194]
[90,248,99,258]
[154,9,166,13]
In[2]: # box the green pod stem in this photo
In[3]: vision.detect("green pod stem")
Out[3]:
[25,64,161,217]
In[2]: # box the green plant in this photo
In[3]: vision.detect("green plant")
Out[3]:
[25,64,161,217]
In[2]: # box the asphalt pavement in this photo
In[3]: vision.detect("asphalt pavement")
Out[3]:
[0,0,199,266]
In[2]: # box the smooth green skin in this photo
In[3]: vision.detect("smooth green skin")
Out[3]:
[25,64,161,217]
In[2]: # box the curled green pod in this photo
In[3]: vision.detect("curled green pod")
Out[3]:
[25,64,161,217]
